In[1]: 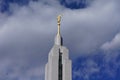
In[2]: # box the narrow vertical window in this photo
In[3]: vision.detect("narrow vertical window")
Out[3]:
[58,49,62,80]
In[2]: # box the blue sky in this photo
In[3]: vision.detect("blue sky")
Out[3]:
[0,0,120,80]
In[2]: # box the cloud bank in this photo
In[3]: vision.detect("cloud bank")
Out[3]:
[101,33,120,51]
[0,0,120,80]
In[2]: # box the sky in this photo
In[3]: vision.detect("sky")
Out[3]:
[0,0,120,80]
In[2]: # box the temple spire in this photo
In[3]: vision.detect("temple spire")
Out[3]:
[55,15,63,46]
[45,15,72,80]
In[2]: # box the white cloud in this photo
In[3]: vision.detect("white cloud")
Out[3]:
[0,0,120,58]
[0,58,44,80]
[61,0,120,55]
[101,33,120,50]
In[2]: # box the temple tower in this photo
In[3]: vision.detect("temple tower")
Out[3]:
[45,15,72,80]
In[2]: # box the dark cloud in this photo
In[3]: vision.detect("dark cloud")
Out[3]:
[0,0,38,13]
[0,0,94,13]
[59,0,94,9]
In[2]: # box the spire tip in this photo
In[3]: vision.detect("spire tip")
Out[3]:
[57,15,62,36]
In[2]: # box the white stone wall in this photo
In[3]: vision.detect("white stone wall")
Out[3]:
[45,45,72,80]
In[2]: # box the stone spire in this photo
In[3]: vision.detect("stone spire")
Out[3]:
[55,15,63,45]
[45,15,72,80]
